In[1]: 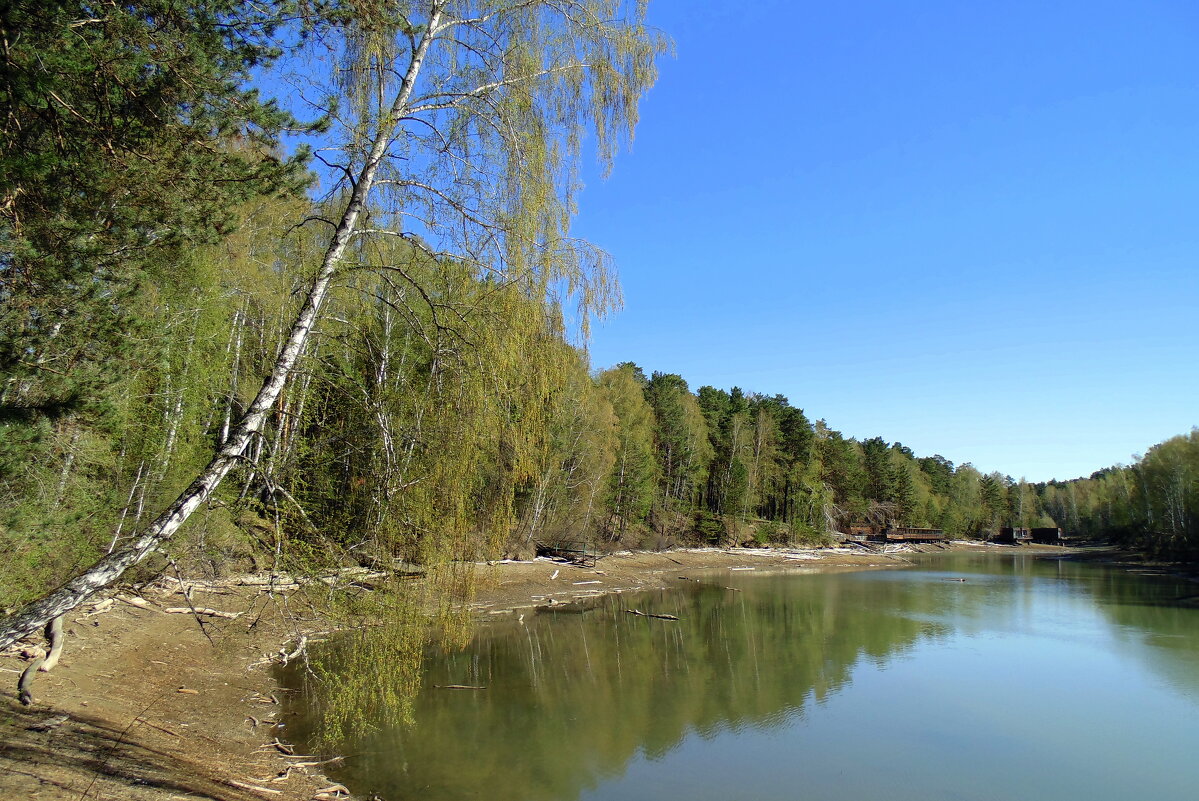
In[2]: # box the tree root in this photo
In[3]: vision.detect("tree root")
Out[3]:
[18,615,63,705]
[41,614,64,672]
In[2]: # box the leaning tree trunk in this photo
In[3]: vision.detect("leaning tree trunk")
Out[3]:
[0,11,443,651]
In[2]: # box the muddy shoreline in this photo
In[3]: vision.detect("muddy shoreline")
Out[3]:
[0,542,1063,800]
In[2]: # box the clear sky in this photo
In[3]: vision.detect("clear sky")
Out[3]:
[568,0,1199,483]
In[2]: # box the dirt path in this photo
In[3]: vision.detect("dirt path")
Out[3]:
[0,542,1024,800]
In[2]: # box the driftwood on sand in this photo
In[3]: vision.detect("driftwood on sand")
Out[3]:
[18,615,63,705]
[163,607,243,619]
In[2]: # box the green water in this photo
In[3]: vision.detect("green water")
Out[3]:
[284,553,1199,800]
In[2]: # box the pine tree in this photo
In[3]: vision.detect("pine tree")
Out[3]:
[0,1,312,449]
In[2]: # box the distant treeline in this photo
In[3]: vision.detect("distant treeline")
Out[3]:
[5,171,1196,608]
[1042,431,1198,556]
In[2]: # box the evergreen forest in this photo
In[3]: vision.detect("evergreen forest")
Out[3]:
[2,1,1197,622]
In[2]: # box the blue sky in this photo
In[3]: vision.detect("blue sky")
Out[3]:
[568,0,1199,482]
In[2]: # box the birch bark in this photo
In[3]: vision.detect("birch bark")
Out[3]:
[0,6,445,650]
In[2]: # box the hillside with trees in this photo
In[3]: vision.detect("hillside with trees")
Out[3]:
[2,1,1196,651]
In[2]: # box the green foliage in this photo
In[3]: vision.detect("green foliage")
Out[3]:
[889,453,918,522]
[0,192,316,607]
[861,436,893,502]
[693,510,726,546]
[816,425,866,517]
[598,364,659,541]
[1047,429,1199,555]
[0,3,315,604]
[645,373,712,509]
[0,1,312,446]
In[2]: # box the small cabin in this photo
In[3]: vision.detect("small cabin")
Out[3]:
[1031,527,1063,544]
[885,526,945,542]
[994,527,1033,544]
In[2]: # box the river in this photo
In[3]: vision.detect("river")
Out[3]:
[283,553,1199,800]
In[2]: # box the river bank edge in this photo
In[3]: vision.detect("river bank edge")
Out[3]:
[0,541,1072,801]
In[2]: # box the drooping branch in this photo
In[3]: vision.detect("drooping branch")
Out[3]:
[0,4,448,651]
[1,0,666,652]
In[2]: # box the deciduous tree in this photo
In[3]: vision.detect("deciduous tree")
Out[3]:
[0,0,667,649]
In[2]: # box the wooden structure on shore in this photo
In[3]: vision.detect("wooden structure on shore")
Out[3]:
[841,525,945,543]
[1031,527,1064,544]
[844,525,878,543]
[993,527,1033,544]
[885,526,945,542]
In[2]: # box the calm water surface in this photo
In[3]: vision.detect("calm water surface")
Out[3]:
[285,553,1199,800]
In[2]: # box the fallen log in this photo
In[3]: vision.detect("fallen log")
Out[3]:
[230,575,299,587]
[626,609,679,621]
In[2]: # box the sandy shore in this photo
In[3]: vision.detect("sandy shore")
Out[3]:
[468,544,919,616]
[0,541,1040,800]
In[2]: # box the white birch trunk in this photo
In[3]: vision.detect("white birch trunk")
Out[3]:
[0,7,444,650]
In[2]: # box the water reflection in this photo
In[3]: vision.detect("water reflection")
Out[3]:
[1058,559,1199,698]
[283,555,1199,801]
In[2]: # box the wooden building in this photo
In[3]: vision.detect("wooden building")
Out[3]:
[846,524,885,542]
[1031,527,1064,544]
[994,527,1033,544]
[885,526,945,542]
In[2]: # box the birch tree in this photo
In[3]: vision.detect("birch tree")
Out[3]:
[0,0,666,649]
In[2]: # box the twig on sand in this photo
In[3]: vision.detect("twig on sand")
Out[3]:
[134,717,182,738]
[228,778,283,795]
[289,755,345,768]
[163,607,243,619]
